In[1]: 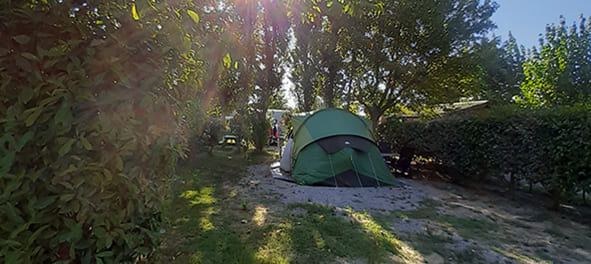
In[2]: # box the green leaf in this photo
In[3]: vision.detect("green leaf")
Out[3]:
[54,103,73,128]
[3,250,21,263]
[80,137,93,150]
[222,53,231,69]
[0,240,22,248]
[187,10,200,24]
[96,251,114,258]
[25,107,42,127]
[57,222,83,243]
[4,179,21,196]
[34,196,56,209]
[21,52,39,61]
[27,225,50,247]
[19,86,34,104]
[131,3,139,20]
[58,138,76,157]
[60,193,75,201]
[114,155,123,171]
[16,131,34,151]
[12,35,30,44]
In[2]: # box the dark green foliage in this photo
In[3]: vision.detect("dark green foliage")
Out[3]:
[476,33,526,105]
[0,1,199,262]
[196,115,225,154]
[250,112,271,152]
[378,106,591,204]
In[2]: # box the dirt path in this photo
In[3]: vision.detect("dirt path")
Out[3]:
[237,163,591,264]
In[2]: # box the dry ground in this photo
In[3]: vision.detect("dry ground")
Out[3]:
[235,162,591,264]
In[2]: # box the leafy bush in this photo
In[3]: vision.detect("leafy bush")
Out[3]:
[378,106,591,204]
[0,1,198,262]
[197,115,225,154]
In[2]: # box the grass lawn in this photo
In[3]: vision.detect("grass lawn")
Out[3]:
[153,147,419,263]
[152,146,591,264]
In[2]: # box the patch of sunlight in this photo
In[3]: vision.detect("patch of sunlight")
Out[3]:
[252,205,268,226]
[230,189,238,198]
[180,187,216,206]
[200,207,215,231]
[493,247,551,264]
[347,208,425,263]
[255,222,293,264]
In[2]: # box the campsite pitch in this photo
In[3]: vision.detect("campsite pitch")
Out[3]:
[156,148,591,263]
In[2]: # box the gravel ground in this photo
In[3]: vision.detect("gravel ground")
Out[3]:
[237,162,591,264]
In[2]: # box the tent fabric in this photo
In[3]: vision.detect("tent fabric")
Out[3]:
[316,135,374,154]
[291,108,374,161]
[280,138,293,172]
[287,108,396,187]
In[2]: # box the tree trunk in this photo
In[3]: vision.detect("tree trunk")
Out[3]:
[366,105,382,133]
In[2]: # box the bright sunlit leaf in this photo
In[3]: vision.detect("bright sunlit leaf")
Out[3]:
[327,1,333,8]
[131,3,139,20]
[223,53,231,69]
[187,10,200,24]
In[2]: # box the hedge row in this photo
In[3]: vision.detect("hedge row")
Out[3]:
[378,106,591,204]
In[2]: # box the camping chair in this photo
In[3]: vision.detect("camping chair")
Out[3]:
[378,142,396,168]
[393,147,414,177]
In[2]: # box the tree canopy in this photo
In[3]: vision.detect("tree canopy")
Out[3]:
[518,15,591,108]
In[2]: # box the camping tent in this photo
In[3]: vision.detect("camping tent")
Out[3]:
[281,108,396,187]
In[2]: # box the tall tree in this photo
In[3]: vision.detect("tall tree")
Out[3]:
[340,0,497,129]
[518,15,591,108]
[476,32,525,104]
[316,3,345,108]
[289,9,320,112]
[288,0,345,111]
[251,0,290,151]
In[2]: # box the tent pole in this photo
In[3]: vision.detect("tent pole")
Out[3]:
[367,151,380,187]
[328,155,338,188]
[350,151,363,187]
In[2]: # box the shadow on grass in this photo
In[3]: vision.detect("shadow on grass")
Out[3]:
[154,147,424,263]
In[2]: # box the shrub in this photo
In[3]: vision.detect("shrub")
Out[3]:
[197,115,225,154]
[0,1,196,262]
[378,106,591,204]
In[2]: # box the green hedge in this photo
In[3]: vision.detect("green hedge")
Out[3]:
[0,2,192,263]
[378,106,591,204]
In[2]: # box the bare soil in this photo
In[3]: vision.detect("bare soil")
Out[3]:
[236,162,591,264]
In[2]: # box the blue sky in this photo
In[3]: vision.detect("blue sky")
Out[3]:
[491,0,590,49]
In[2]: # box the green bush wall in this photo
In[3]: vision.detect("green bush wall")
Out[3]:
[378,106,591,204]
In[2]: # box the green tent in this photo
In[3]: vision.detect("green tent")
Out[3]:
[287,108,396,187]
